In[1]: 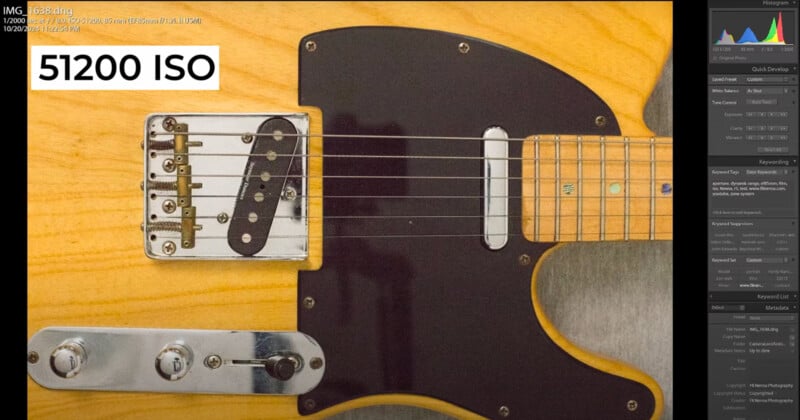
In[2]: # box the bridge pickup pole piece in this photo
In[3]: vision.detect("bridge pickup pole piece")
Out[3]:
[483,126,509,250]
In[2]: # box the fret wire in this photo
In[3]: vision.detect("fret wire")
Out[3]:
[649,137,656,240]
[599,136,606,241]
[577,136,583,241]
[624,137,630,241]
[554,135,560,241]
[534,136,541,242]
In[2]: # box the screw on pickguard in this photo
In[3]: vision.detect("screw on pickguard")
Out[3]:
[227,117,299,256]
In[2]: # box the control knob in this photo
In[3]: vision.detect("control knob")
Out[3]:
[50,338,87,378]
[155,342,193,381]
[264,355,297,381]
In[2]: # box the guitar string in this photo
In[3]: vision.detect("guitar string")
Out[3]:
[160,213,675,220]
[150,131,673,144]
[150,134,672,179]
[147,133,672,235]
[150,151,672,164]
[153,174,672,181]
[152,232,674,241]
[152,194,672,199]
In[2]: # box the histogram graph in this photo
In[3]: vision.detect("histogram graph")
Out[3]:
[712,10,795,46]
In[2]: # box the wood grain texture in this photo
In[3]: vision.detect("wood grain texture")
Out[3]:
[28,2,673,419]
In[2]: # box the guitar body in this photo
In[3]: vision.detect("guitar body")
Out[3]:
[27,2,673,419]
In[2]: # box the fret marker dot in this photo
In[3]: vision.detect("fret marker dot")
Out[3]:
[248,212,258,223]
[661,183,672,195]
[241,233,252,244]
[254,192,265,202]
[609,183,621,194]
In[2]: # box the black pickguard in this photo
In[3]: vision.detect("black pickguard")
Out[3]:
[297,27,655,419]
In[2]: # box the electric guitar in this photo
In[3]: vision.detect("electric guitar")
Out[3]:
[27,2,673,419]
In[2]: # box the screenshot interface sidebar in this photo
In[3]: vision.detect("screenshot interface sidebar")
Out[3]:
[708,1,799,419]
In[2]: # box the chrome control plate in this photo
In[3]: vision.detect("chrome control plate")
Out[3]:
[143,113,309,260]
[28,327,325,395]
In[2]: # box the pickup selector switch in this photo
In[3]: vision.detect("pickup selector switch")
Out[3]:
[155,343,193,381]
[50,338,87,378]
[264,355,297,381]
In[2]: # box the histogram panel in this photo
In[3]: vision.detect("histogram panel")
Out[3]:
[712,10,795,45]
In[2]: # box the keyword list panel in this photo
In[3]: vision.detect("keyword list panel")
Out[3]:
[708,1,799,420]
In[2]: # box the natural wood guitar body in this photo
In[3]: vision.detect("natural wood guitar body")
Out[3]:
[28,2,673,419]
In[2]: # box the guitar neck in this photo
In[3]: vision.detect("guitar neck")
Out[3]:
[522,135,673,242]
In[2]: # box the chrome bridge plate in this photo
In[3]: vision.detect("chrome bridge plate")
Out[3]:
[28,327,325,395]
[143,113,309,260]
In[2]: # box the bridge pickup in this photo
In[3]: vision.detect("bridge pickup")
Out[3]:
[228,117,300,256]
[143,114,309,260]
